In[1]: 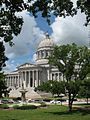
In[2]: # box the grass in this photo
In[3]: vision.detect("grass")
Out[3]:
[0,105,90,120]
[73,103,90,107]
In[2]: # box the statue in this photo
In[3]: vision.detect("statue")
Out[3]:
[45,32,50,39]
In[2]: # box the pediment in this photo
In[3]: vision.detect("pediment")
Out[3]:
[17,63,36,69]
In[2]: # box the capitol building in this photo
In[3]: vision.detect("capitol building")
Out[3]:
[5,34,63,99]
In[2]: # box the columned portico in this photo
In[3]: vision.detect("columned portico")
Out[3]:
[18,68,41,88]
[5,34,65,99]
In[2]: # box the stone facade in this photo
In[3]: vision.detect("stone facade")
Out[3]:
[5,34,63,98]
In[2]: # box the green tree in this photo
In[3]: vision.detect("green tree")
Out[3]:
[37,80,65,97]
[29,0,90,25]
[78,78,90,104]
[0,72,7,98]
[51,81,65,97]
[49,43,90,111]
[0,0,28,70]
[0,0,27,44]
[0,42,8,71]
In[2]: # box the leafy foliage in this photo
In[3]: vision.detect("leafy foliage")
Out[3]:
[49,44,90,111]
[0,72,7,98]
[0,0,28,70]
[37,80,65,96]
[13,104,37,110]
[29,0,90,25]
[0,42,8,71]
[78,78,90,104]
[0,0,28,44]
[0,104,9,109]
[49,44,90,81]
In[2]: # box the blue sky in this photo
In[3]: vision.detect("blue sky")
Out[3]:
[3,9,89,73]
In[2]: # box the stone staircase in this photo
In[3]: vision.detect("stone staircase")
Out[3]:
[9,87,41,99]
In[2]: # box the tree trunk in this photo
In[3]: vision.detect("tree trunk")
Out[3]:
[69,102,72,112]
[0,94,2,98]
[68,92,72,112]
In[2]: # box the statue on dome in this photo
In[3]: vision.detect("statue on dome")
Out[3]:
[45,32,50,39]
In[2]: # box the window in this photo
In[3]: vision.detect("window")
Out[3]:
[55,73,58,80]
[46,51,49,57]
[52,74,54,80]
[41,51,44,58]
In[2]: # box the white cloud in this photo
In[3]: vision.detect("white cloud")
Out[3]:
[32,53,37,62]
[4,11,44,72]
[5,11,44,59]
[51,11,88,46]
[4,9,89,72]
[3,61,17,73]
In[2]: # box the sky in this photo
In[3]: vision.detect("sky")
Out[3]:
[3,2,89,73]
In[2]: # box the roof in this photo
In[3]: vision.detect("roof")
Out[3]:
[17,63,42,69]
[38,36,54,49]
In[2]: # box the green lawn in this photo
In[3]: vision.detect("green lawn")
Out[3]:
[74,103,90,107]
[0,105,90,120]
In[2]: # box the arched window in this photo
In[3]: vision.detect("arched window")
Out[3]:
[55,73,58,80]
[52,74,54,80]
[46,51,49,57]
[41,51,44,58]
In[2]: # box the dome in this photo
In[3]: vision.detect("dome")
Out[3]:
[36,33,54,66]
[38,34,54,49]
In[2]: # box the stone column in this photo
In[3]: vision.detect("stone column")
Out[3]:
[25,71,26,88]
[10,77,12,86]
[21,71,24,87]
[47,69,50,80]
[38,71,40,86]
[51,73,52,80]
[33,70,35,87]
[14,76,16,86]
[9,77,10,87]
[36,70,38,87]
[16,76,17,86]
[44,50,46,58]
[13,76,14,87]
[14,76,15,86]
[54,73,56,80]
[17,75,19,87]
[18,72,21,87]
[20,74,22,87]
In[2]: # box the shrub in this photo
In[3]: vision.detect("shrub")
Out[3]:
[40,102,47,107]
[13,105,37,110]
[13,97,21,101]
[0,104,9,109]
[57,98,66,102]
[43,98,51,102]
[13,105,20,109]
